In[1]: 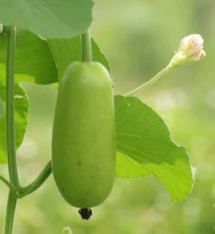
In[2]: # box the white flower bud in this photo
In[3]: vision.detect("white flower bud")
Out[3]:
[169,34,206,69]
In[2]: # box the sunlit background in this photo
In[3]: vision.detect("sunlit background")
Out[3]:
[1,0,215,233]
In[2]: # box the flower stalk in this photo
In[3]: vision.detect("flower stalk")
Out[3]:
[125,34,206,96]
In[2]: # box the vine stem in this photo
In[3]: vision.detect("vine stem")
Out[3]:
[19,161,52,197]
[4,25,18,234]
[0,176,17,191]
[3,25,53,234]
[81,29,92,63]
[6,26,19,186]
[124,65,171,96]
[0,161,52,198]
[4,192,17,234]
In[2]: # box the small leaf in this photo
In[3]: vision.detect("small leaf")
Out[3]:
[115,95,194,201]
[0,0,93,39]
[47,36,111,80]
[0,29,58,84]
[0,65,29,163]
[0,98,3,117]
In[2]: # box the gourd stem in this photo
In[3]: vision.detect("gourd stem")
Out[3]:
[81,29,92,63]
[124,65,171,96]
[4,192,17,234]
[19,161,52,197]
[6,26,20,187]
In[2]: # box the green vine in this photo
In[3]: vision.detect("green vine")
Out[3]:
[4,192,17,234]
[5,26,19,187]
[2,25,53,234]
[19,161,52,198]
[4,25,18,234]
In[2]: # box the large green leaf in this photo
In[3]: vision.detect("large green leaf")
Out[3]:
[0,31,109,84]
[0,65,29,163]
[47,36,111,80]
[0,30,58,84]
[115,95,194,201]
[0,0,93,39]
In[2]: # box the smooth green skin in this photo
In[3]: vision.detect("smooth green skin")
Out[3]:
[52,62,116,208]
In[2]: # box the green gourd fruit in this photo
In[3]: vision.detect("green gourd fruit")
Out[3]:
[52,61,116,209]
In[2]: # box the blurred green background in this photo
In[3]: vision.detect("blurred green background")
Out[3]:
[1,0,215,233]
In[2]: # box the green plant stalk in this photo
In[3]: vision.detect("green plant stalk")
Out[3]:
[6,26,19,186]
[124,65,171,96]
[0,160,52,197]
[4,25,18,234]
[4,192,17,234]
[19,161,52,197]
[81,29,92,63]
[0,176,17,191]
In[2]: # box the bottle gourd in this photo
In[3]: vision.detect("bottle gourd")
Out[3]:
[52,62,116,211]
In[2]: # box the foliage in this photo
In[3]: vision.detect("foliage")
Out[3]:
[115,95,194,200]
[0,65,29,163]
[0,29,194,199]
[0,0,210,234]
[47,36,110,80]
[0,0,93,38]
[47,36,194,201]
[0,30,58,84]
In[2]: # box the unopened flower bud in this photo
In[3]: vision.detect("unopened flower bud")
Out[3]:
[62,227,72,234]
[169,34,206,69]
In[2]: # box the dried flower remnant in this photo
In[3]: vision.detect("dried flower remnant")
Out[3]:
[169,34,206,69]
